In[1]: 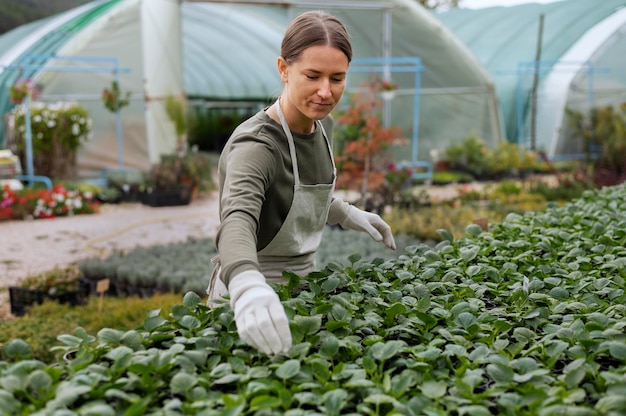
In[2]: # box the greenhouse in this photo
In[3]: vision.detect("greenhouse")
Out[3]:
[437,0,626,159]
[0,0,503,180]
[0,0,183,181]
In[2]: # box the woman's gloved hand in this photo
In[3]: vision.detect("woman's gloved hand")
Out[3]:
[341,205,396,250]
[228,270,292,355]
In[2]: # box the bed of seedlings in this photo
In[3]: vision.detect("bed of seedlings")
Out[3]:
[1,183,625,415]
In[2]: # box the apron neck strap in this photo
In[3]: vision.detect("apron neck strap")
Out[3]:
[275,98,334,185]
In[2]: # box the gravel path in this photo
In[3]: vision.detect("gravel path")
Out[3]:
[0,194,221,317]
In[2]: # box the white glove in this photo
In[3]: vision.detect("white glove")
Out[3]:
[228,270,292,355]
[341,206,397,250]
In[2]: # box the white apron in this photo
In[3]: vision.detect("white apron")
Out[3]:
[206,100,336,306]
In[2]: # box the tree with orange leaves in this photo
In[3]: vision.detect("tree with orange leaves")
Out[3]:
[334,80,405,207]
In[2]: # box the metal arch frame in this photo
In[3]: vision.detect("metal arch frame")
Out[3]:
[347,56,432,181]
[201,1,434,177]
[2,54,131,188]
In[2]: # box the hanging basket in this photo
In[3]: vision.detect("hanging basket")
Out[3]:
[381,90,396,101]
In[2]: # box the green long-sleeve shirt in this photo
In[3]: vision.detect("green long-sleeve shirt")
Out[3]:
[215,108,339,287]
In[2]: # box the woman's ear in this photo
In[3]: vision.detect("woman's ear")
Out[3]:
[277,57,288,83]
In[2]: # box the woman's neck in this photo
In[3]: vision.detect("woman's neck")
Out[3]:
[269,98,315,134]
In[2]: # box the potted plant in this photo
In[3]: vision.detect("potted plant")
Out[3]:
[333,80,405,207]
[379,79,398,101]
[140,154,193,207]
[180,148,214,195]
[11,101,93,180]
[101,80,131,113]
[9,78,39,105]
[9,265,90,316]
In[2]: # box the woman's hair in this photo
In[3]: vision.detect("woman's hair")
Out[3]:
[281,10,352,64]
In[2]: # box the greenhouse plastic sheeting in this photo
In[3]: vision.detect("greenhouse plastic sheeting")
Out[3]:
[1,0,504,178]
[0,0,183,178]
[182,0,504,166]
[438,0,626,157]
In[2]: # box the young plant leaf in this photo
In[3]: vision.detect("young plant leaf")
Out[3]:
[275,359,301,380]
[3,339,32,360]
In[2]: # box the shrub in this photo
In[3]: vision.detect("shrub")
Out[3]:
[444,134,545,179]
[566,103,626,186]
[11,101,92,180]
[385,182,553,241]
[15,265,82,295]
[333,82,405,203]
[445,132,490,178]
[0,292,181,363]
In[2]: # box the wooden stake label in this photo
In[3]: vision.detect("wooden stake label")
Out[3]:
[96,279,110,313]
[96,279,110,293]
[473,218,489,231]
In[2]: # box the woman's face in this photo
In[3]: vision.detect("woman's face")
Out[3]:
[279,45,349,131]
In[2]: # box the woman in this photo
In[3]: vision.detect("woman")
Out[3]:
[208,10,396,355]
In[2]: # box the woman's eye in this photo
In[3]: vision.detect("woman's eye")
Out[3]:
[306,75,318,80]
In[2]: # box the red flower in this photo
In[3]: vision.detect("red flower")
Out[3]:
[380,80,398,91]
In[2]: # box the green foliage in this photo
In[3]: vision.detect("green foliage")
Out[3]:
[103,168,146,202]
[16,265,82,295]
[8,78,39,104]
[385,180,568,241]
[317,227,422,266]
[12,102,92,154]
[386,203,500,241]
[528,177,590,202]
[444,134,545,179]
[445,132,490,177]
[0,293,181,363]
[486,140,540,175]
[431,170,474,185]
[101,80,131,113]
[165,95,188,137]
[146,151,214,192]
[2,182,626,413]
[566,103,626,186]
[59,180,102,197]
[180,150,215,192]
[187,107,249,152]
[78,229,422,297]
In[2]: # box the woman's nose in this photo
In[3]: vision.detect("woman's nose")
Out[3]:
[317,79,332,98]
